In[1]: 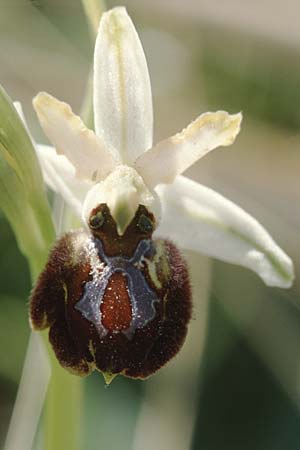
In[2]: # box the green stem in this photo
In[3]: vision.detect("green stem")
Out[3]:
[44,341,83,450]
[81,0,106,35]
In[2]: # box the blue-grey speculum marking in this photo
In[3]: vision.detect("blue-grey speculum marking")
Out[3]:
[75,239,158,339]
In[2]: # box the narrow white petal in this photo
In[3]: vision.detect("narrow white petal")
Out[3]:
[156,176,294,288]
[94,7,153,164]
[33,92,116,182]
[36,144,91,218]
[136,111,242,188]
[13,101,88,218]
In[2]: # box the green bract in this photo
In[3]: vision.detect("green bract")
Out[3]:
[0,85,55,278]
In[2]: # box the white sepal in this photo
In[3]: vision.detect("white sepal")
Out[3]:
[94,7,153,164]
[33,92,116,182]
[156,176,294,288]
[36,145,91,218]
[135,111,242,188]
[82,165,160,235]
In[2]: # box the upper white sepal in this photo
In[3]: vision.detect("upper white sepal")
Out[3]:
[94,7,153,164]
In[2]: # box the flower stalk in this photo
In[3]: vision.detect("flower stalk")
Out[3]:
[44,339,83,450]
[82,0,106,35]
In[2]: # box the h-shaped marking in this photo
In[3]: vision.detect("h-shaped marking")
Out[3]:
[75,239,158,338]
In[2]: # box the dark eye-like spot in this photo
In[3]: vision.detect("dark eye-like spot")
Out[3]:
[137,214,153,233]
[89,211,105,230]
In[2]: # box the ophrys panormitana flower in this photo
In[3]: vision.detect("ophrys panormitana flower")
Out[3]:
[29,7,294,382]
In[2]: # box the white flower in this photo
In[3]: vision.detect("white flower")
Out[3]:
[32,7,293,288]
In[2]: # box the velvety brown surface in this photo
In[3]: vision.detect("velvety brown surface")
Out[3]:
[29,206,192,379]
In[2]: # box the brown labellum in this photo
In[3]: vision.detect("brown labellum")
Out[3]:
[29,204,192,382]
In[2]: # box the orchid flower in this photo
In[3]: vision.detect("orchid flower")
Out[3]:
[32,7,293,289]
[26,6,296,382]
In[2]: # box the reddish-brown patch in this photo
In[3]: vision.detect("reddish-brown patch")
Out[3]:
[100,272,132,332]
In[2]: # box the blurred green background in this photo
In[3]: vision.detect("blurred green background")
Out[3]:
[1,0,300,449]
